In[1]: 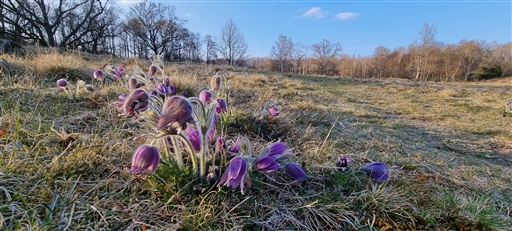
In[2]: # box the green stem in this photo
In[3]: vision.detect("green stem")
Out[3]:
[170,136,183,169]
[199,129,209,183]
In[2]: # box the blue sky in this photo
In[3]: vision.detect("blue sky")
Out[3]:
[116,0,511,58]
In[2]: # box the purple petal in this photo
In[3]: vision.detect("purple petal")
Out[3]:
[285,162,308,181]
[363,162,389,182]
[267,104,279,116]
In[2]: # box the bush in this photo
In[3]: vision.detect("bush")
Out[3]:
[477,65,503,80]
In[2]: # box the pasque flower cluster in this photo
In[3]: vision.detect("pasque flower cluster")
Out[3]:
[108,56,308,195]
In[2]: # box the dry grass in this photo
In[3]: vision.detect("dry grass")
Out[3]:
[1,51,512,230]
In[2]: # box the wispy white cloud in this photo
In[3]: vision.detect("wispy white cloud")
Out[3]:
[184,13,193,17]
[335,12,361,20]
[302,7,327,18]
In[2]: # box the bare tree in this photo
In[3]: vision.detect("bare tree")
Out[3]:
[270,34,293,73]
[373,45,390,78]
[217,19,248,66]
[457,40,483,80]
[203,34,217,64]
[123,0,186,58]
[289,42,309,74]
[311,39,342,75]
[411,23,438,80]
[1,0,111,48]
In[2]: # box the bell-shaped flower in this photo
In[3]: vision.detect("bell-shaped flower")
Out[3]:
[254,157,281,173]
[164,76,172,87]
[228,137,242,155]
[267,104,280,116]
[148,65,158,76]
[157,96,195,133]
[362,162,389,182]
[285,162,308,181]
[199,90,213,104]
[118,64,126,72]
[128,77,138,90]
[211,75,222,91]
[215,136,226,154]
[253,113,264,123]
[207,127,216,144]
[253,141,287,171]
[336,156,352,172]
[129,144,160,175]
[216,98,227,114]
[112,94,125,108]
[115,70,123,79]
[57,79,68,87]
[218,156,250,194]
[85,85,95,92]
[168,85,176,95]
[120,89,149,119]
[93,70,104,81]
[157,83,169,95]
[187,127,201,152]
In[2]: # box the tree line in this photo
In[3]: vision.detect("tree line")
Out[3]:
[0,0,247,65]
[254,24,511,81]
[0,0,509,81]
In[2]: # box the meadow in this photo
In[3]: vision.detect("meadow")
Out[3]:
[1,50,512,230]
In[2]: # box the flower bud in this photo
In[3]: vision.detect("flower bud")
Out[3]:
[129,144,160,175]
[57,79,68,88]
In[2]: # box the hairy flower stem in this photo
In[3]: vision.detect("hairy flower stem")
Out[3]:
[170,136,183,169]
[199,129,210,183]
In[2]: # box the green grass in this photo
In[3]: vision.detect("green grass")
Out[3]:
[1,51,512,230]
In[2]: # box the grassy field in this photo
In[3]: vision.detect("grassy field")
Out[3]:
[1,50,512,230]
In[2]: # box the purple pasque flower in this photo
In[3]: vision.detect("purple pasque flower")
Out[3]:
[253,141,288,173]
[362,162,389,182]
[85,85,95,92]
[115,70,123,79]
[120,89,149,119]
[148,65,158,76]
[110,74,120,81]
[265,141,287,159]
[267,104,279,116]
[168,85,176,95]
[187,127,201,152]
[215,136,226,154]
[285,162,308,181]
[156,96,195,133]
[164,76,171,87]
[57,79,68,87]
[218,156,250,194]
[112,94,126,108]
[211,75,222,91]
[93,70,104,81]
[129,144,160,175]
[207,127,216,144]
[253,113,264,123]
[127,77,138,90]
[228,137,242,155]
[199,90,213,104]
[216,98,227,114]
[157,83,169,95]
[336,156,351,172]
[253,157,281,173]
